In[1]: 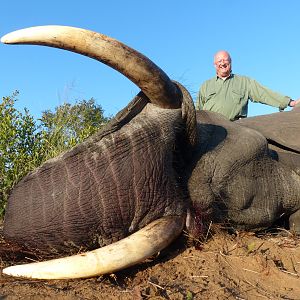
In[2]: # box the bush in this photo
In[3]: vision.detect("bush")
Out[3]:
[0,91,42,215]
[39,98,109,160]
[0,92,109,217]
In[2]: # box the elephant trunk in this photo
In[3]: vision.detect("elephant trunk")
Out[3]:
[1,25,182,109]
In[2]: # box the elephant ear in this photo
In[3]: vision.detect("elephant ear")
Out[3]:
[237,106,300,153]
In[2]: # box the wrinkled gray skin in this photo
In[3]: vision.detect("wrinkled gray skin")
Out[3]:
[188,106,300,235]
[5,99,300,255]
[2,26,198,257]
[4,86,197,255]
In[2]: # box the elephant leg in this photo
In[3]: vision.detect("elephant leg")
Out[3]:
[289,209,300,234]
[228,207,276,230]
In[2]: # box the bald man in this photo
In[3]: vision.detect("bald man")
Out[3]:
[196,50,300,121]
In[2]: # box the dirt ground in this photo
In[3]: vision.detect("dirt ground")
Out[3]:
[1,223,300,300]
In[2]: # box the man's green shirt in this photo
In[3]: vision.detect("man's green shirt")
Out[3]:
[196,74,290,121]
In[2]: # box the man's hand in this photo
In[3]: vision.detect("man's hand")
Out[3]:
[289,98,300,107]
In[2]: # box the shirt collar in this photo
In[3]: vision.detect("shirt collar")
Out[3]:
[215,73,234,81]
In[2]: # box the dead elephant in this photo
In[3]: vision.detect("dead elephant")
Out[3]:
[1,26,300,280]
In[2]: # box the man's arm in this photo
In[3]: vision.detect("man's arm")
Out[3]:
[248,78,290,110]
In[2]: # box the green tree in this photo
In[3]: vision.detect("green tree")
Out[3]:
[39,98,109,158]
[0,93,109,217]
[0,91,42,215]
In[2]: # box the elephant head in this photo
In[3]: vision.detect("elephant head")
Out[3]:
[1,26,198,279]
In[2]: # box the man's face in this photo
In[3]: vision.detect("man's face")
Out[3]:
[214,52,231,78]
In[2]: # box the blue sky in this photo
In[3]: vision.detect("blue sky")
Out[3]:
[1,0,299,119]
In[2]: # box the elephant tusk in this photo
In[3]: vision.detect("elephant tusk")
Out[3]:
[1,25,181,109]
[2,215,185,279]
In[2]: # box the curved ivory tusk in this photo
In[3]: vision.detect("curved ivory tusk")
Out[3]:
[1,25,181,109]
[2,215,184,279]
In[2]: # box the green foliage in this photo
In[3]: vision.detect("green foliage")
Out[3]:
[0,92,109,217]
[186,291,193,300]
[0,91,42,215]
[39,98,109,159]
